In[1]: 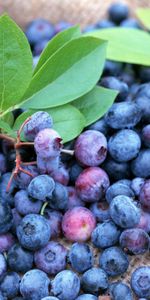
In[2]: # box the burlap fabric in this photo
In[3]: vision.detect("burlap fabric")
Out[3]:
[0,0,150,29]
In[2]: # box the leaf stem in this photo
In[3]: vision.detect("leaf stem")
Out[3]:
[40,201,49,216]
[61,149,74,155]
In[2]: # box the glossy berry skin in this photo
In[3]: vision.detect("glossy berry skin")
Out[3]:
[90,201,110,222]
[34,241,68,275]
[69,242,93,273]
[81,267,108,295]
[74,130,107,167]
[75,167,110,203]
[99,246,129,276]
[67,186,85,210]
[24,111,53,141]
[0,272,20,299]
[51,163,69,186]
[109,282,133,300]
[108,2,129,24]
[41,297,59,300]
[52,270,80,300]
[92,220,121,249]
[34,128,62,159]
[62,207,96,242]
[106,182,134,204]
[0,254,7,281]
[28,175,55,202]
[139,179,150,212]
[110,195,141,228]
[0,202,13,234]
[142,124,150,147]
[76,295,97,300]
[131,149,150,178]
[136,210,150,233]
[131,266,150,298]
[131,178,145,197]
[44,209,62,238]
[15,165,39,189]
[7,243,33,273]
[49,182,68,211]
[20,269,50,300]
[103,157,131,181]
[108,130,141,162]
[105,102,141,129]
[0,233,15,253]
[17,214,51,251]
[120,228,149,255]
[101,76,128,101]
[14,190,42,215]
[26,19,55,45]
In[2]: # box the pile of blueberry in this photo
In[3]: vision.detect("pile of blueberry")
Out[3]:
[0,2,150,300]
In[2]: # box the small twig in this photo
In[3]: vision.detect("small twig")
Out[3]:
[0,133,15,144]
[22,161,37,166]
[61,149,74,156]
[17,142,34,147]
[40,201,49,216]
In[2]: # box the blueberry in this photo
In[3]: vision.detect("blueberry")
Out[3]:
[0,272,20,298]
[131,178,145,196]
[99,246,129,276]
[0,173,17,206]
[75,167,110,203]
[119,228,149,255]
[100,76,129,101]
[8,244,33,273]
[109,282,133,300]
[131,266,150,298]
[17,214,51,250]
[41,297,59,300]
[15,165,39,189]
[120,18,141,28]
[105,102,141,129]
[103,60,123,77]
[14,190,42,215]
[90,201,110,222]
[84,25,97,33]
[0,233,15,253]
[87,118,109,136]
[139,179,150,212]
[81,267,108,295]
[24,111,53,141]
[117,179,132,187]
[49,182,68,211]
[75,295,97,300]
[0,254,7,281]
[0,202,13,234]
[67,186,85,210]
[52,270,80,300]
[140,67,150,83]
[103,157,131,181]
[34,128,62,159]
[108,2,129,24]
[44,209,62,238]
[135,91,150,123]
[136,210,150,233]
[11,208,22,235]
[33,39,49,56]
[20,269,50,300]
[34,241,68,275]
[108,130,141,162]
[96,19,115,28]
[142,124,150,147]
[37,156,60,174]
[92,220,121,249]
[106,182,134,204]
[25,19,55,45]
[0,293,4,300]
[69,243,93,273]
[55,21,72,33]
[131,149,150,178]
[0,153,6,175]
[69,163,83,185]
[74,130,107,167]
[51,163,69,186]
[110,195,141,228]
[28,175,55,202]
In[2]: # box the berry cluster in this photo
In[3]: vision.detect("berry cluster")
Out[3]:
[0,2,150,300]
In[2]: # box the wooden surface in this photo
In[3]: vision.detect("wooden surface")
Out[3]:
[0,0,150,29]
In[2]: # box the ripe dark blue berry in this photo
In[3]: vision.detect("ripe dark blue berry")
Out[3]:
[25,19,55,45]
[108,2,129,24]
[109,281,133,300]
[0,272,20,299]
[69,242,93,273]
[106,182,134,204]
[131,149,150,178]
[120,228,149,255]
[28,175,55,202]
[131,266,150,298]
[8,243,34,273]
[0,253,7,281]
[81,267,108,295]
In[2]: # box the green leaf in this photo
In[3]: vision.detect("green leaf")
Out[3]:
[22,37,107,109]
[2,112,14,127]
[0,14,33,113]
[34,25,81,74]
[136,8,150,30]
[73,86,118,126]
[86,28,150,65]
[13,105,85,143]
[0,118,16,137]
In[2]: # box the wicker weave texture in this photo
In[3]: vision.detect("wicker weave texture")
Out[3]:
[1,0,150,29]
